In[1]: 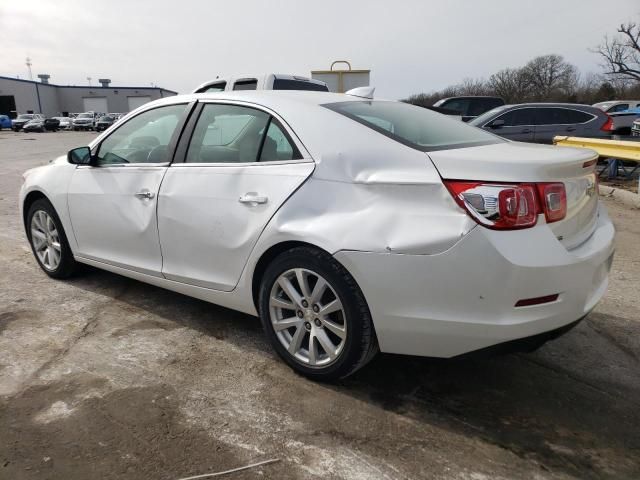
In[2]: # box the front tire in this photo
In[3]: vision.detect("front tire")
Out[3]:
[259,247,378,381]
[26,199,78,278]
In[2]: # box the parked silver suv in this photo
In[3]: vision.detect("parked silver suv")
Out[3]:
[470,103,613,143]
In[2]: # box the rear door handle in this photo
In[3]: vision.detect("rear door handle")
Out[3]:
[522,129,531,134]
[239,193,268,205]
[566,126,576,132]
[134,190,155,200]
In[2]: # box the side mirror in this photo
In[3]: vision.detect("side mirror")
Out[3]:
[68,146,92,165]
[490,119,505,129]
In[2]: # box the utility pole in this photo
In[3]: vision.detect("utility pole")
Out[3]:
[26,57,33,81]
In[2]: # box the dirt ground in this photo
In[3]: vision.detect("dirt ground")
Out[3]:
[0,130,639,480]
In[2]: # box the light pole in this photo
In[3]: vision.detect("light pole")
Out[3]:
[87,77,92,86]
[26,57,33,81]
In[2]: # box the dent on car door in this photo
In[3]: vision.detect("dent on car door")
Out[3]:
[67,103,190,275]
[157,102,314,291]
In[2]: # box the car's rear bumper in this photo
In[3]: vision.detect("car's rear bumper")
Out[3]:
[334,203,615,358]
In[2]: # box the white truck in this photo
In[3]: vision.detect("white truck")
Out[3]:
[193,73,328,93]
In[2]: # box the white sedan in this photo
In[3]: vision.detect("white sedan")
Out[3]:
[20,91,615,380]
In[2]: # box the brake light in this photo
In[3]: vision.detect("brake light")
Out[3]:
[444,181,538,229]
[601,115,614,132]
[444,180,567,229]
[536,183,566,223]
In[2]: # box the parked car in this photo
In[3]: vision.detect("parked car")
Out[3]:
[432,96,505,122]
[593,100,640,113]
[606,107,640,135]
[193,73,329,93]
[23,117,60,133]
[470,103,613,143]
[72,112,96,131]
[12,113,44,131]
[52,117,72,130]
[0,115,12,130]
[95,115,117,132]
[631,118,640,136]
[20,91,614,381]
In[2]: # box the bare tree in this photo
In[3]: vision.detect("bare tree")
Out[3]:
[596,22,640,82]
[457,77,489,96]
[488,68,530,103]
[522,54,578,101]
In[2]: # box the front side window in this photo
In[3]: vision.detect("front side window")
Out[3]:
[441,98,471,116]
[325,101,502,151]
[233,79,258,91]
[497,108,536,126]
[96,104,186,165]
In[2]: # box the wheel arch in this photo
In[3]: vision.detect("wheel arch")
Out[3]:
[22,190,50,228]
[251,240,334,311]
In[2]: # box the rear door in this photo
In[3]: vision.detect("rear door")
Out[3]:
[157,102,314,291]
[532,107,571,143]
[487,108,535,142]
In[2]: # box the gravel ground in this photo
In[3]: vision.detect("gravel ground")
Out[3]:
[0,130,639,480]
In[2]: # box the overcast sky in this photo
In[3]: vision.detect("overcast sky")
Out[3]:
[1,0,638,99]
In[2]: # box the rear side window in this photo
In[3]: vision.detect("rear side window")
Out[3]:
[607,103,629,113]
[325,101,502,151]
[203,82,226,93]
[469,98,503,117]
[440,98,471,116]
[272,79,329,92]
[535,108,570,125]
[259,120,301,161]
[233,79,257,91]
[565,110,594,123]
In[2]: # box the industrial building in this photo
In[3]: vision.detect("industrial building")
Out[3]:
[0,75,177,118]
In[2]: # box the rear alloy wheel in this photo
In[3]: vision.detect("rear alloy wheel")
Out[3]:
[259,247,378,381]
[27,199,78,278]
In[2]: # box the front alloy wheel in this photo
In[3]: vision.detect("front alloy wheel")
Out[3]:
[27,198,77,278]
[30,210,62,271]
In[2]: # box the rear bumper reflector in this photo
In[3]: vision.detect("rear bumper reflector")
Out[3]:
[514,294,560,308]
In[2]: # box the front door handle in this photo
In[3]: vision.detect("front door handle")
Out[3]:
[522,128,531,134]
[134,190,155,200]
[239,193,268,205]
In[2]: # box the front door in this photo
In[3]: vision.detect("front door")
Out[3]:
[68,103,189,276]
[157,102,314,291]
[489,107,536,142]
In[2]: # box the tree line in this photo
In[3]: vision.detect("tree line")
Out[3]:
[404,20,640,107]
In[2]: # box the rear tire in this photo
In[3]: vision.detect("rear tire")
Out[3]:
[26,198,78,279]
[259,246,378,381]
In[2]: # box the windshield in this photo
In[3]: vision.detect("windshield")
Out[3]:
[99,116,114,121]
[17,114,34,120]
[324,101,502,151]
[78,113,93,118]
[469,106,509,127]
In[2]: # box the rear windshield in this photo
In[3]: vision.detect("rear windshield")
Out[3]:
[273,79,328,92]
[324,101,502,151]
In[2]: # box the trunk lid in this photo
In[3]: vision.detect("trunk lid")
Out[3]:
[427,141,600,249]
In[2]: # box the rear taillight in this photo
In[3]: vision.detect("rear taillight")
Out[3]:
[444,180,567,230]
[601,115,614,132]
[536,183,567,223]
